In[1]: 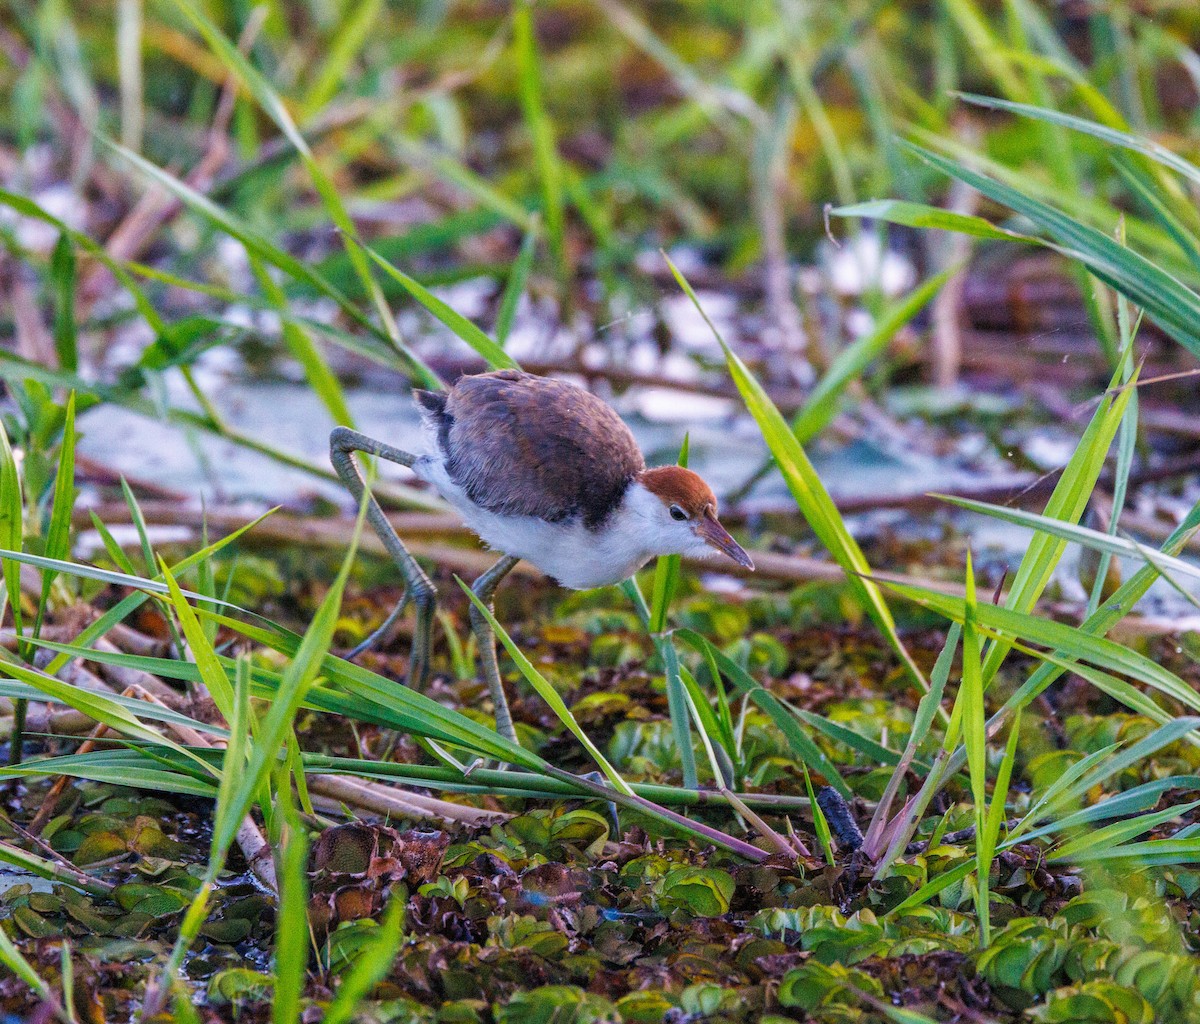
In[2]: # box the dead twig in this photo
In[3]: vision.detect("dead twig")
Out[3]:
[306,774,508,827]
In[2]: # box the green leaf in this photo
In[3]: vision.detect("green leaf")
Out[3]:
[0,912,52,1004]
[664,255,928,698]
[359,242,519,370]
[459,577,634,796]
[49,233,78,372]
[496,214,540,346]
[902,140,1200,359]
[792,268,955,443]
[659,866,735,917]
[514,2,567,284]
[831,200,1027,242]
[322,899,404,1024]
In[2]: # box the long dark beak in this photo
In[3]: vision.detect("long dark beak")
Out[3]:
[695,511,754,570]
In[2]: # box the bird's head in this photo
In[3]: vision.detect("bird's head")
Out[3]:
[637,466,754,571]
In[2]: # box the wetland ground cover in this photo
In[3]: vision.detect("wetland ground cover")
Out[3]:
[1,1,1200,1021]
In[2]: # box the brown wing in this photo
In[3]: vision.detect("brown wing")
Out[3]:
[429,370,645,527]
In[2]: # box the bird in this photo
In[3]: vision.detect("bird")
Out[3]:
[330,369,754,745]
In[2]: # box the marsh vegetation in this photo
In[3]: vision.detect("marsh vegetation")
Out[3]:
[1,2,1200,1022]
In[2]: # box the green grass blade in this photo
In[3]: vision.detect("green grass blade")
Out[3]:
[649,436,688,632]
[1016,776,1200,847]
[160,560,235,723]
[0,419,24,643]
[936,495,1200,587]
[210,612,544,769]
[791,709,917,769]
[1113,155,1200,270]
[659,634,698,789]
[97,139,436,386]
[459,578,634,796]
[88,509,138,575]
[887,858,977,915]
[1048,838,1200,867]
[885,582,1200,718]
[870,623,961,840]
[979,361,1132,684]
[902,140,1200,358]
[0,836,108,896]
[831,199,1029,242]
[495,215,540,346]
[249,253,354,427]
[323,898,404,1024]
[210,657,251,861]
[36,394,76,625]
[0,663,224,736]
[42,507,277,678]
[676,629,850,797]
[0,547,252,613]
[0,658,212,772]
[272,779,309,1024]
[300,0,383,117]
[1065,717,1200,808]
[959,555,990,943]
[956,92,1200,189]
[802,765,835,866]
[359,242,519,370]
[168,0,419,372]
[664,255,929,697]
[513,1,567,287]
[49,233,78,372]
[216,539,354,856]
[119,478,156,577]
[792,268,954,443]
[1051,800,1200,863]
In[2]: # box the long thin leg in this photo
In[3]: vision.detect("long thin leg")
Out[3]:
[468,555,520,745]
[330,427,436,687]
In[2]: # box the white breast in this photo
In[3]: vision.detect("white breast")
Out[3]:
[413,454,662,589]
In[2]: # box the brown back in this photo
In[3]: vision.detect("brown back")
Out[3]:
[418,370,645,528]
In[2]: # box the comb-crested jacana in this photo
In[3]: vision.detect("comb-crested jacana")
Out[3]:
[331,369,753,743]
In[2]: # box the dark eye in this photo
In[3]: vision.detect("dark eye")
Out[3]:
[669,505,688,522]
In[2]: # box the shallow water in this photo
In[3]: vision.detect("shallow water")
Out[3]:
[75,374,1197,613]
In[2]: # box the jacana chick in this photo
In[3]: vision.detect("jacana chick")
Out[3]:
[331,369,753,744]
